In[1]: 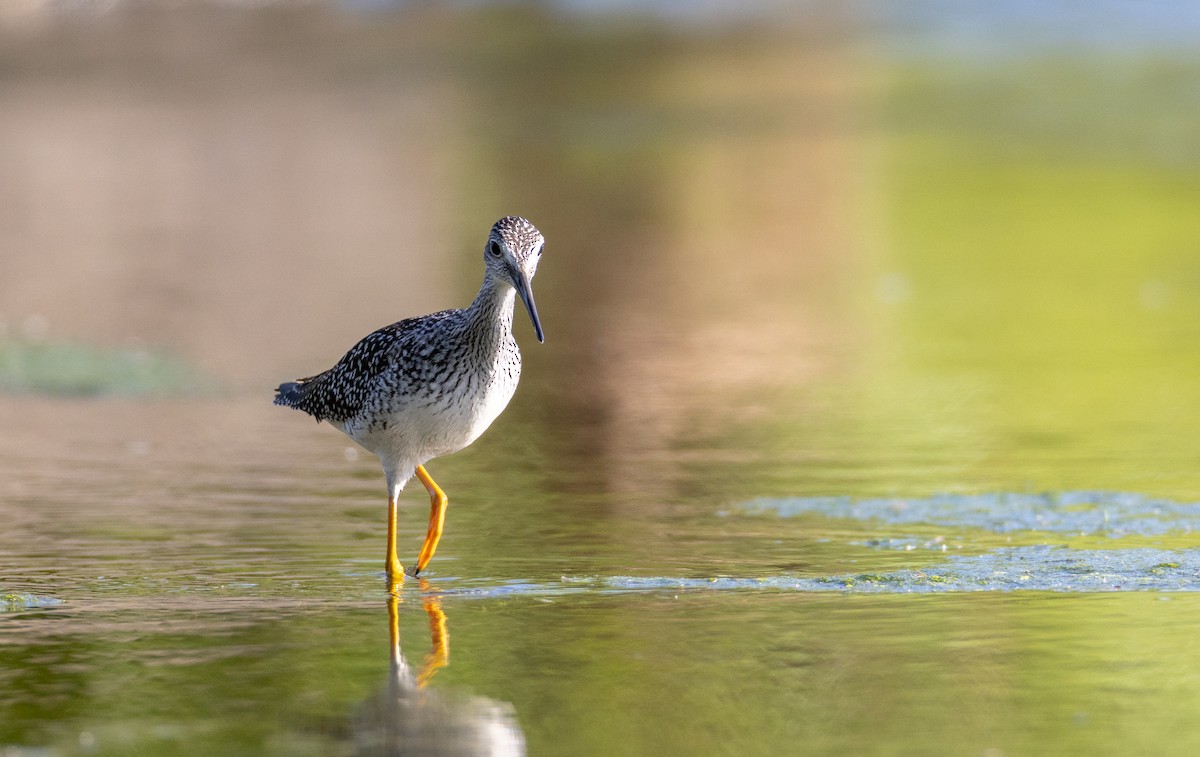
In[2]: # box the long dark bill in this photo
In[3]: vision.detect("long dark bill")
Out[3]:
[513,270,544,343]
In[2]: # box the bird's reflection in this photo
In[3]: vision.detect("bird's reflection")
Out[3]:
[352,582,525,756]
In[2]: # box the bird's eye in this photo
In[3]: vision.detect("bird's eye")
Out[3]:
[489,240,503,257]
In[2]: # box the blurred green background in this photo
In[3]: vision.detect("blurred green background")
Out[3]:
[3,2,1200,756]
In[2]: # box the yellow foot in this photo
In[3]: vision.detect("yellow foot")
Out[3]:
[386,561,406,591]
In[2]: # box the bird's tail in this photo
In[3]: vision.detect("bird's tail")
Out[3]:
[273,380,310,409]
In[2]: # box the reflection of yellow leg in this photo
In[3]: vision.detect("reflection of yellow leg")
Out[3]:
[417,592,449,689]
[411,465,448,575]
[386,491,405,591]
[386,579,448,689]
[386,590,402,670]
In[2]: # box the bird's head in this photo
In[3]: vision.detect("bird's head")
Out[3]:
[484,215,545,343]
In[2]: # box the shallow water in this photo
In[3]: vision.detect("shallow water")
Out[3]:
[4,4,1200,756]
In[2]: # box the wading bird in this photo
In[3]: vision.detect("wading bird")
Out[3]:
[274,216,545,585]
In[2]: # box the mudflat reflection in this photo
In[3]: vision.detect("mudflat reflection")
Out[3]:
[353,587,525,757]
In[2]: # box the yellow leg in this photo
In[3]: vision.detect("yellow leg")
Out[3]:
[409,464,448,576]
[386,491,405,590]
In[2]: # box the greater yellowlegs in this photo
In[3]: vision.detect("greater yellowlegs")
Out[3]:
[274,216,545,583]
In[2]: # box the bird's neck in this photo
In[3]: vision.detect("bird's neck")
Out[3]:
[465,274,516,338]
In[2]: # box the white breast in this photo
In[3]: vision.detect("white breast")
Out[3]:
[342,353,521,477]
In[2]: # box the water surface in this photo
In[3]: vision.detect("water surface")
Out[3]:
[3,4,1200,756]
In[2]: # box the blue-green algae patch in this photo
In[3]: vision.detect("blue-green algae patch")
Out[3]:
[740,491,1200,537]
[568,547,1200,593]
[423,546,1200,597]
[2,593,63,611]
[433,491,1200,597]
[808,546,1200,593]
[0,339,219,397]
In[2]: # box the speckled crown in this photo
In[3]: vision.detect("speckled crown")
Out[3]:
[491,216,544,253]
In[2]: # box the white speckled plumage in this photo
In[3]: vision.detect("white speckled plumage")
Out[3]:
[274,216,545,577]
